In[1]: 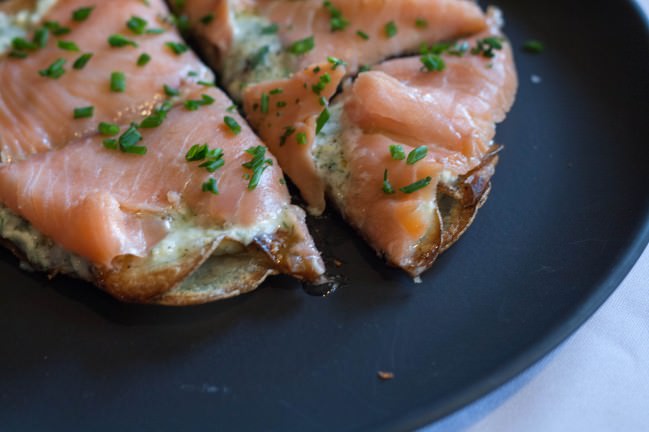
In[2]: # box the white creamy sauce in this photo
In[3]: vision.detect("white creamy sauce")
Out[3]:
[0,0,58,54]
[0,202,292,280]
[222,13,294,99]
[311,102,351,207]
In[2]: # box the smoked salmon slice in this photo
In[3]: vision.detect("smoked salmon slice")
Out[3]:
[0,0,325,304]
[187,2,518,275]
[0,0,212,163]
[325,10,517,274]
[182,0,487,98]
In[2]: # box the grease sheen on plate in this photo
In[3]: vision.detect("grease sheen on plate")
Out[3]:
[1,0,648,430]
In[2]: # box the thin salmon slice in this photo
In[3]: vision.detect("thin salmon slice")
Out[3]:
[0,0,212,163]
[0,86,323,280]
[243,60,346,213]
[334,11,517,273]
[183,0,487,98]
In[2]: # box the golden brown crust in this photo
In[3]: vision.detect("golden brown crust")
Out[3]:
[93,240,221,303]
[152,250,276,306]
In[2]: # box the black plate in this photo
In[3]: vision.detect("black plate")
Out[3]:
[1,1,648,430]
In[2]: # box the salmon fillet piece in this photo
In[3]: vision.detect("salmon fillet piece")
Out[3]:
[182,0,487,98]
[239,9,518,274]
[0,0,212,163]
[0,0,325,303]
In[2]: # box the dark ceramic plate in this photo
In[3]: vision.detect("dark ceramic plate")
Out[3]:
[1,1,648,430]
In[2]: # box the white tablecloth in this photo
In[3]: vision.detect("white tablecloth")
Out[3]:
[425,1,649,430]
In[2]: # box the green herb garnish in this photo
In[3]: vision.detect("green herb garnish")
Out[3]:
[389,145,406,160]
[382,169,395,194]
[385,21,397,38]
[126,16,148,34]
[288,36,315,55]
[224,116,241,134]
[73,52,93,69]
[399,176,432,194]
[57,40,80,51]
[108,34,138,48]
[110,71,126,92]
[137,53,151,66]
[315,108,330,134]
[201,178,219,194]
[242,146,273,190]
[165,41,188,55]
[406,146,428,165]
[523,40,544,54]
[72,6,94,22]
[98,122,120,136]
[323,0,348,32]
[73,106,94,119]
[38,58,66,79]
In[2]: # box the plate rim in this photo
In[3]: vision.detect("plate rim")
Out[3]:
[377,1,649,429]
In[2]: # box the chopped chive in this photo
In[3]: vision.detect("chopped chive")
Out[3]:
[399,176,432,194]
[72,53,93,69]
[359,64,371,73]
[382,169,395,194]
[356,30,369,40]
[415,18,428,28]
[420,53,445,72]
[139,110,167,128]
[38,58,66,79]
[323,0,349,32]
[315,108,330,134]
[57,40,80,51]
[145,28,165,34]
[523,40,544,54]
[260,93,269,114]
[276,101,287,108]
[108,34,138,48]
[242,146,272,190]
[288,36,314,55]
[33,28,49,48]
[98,122,120,136]
[471,36,504,58]
[385,21,397,38]
[44,21,70,36]
[200,13,214,25]
[261,23,279,34]
[72,6,94,22]
[137,53,151,66]
[110,71,126,92]
[327,56,346,69]
[198,148,225,172]
[73,106,94,119]
[163,84,180,97]
[186,143,208,161]
[201,178,219,194]
[103,139,117,150]
[389,144,406,160]
[269,88,283,95]
[224,116,241,134]
[165,41,188,55]
[279,126,295,146]
[226,104,237,112]
[197,80,215,87]
[406,146,428,165]
[126,15,148,34]
[118,124,147,154]
[296,132,307,145]
[12,37,37,51]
